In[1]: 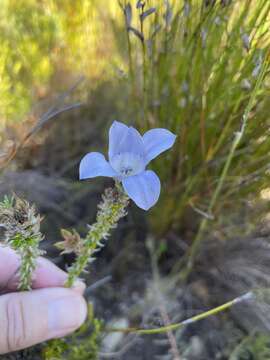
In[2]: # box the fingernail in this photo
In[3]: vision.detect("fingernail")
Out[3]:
[48,295,87,336]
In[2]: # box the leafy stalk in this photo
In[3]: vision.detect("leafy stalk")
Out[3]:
[0,195,44,291]
[65,183,129,287]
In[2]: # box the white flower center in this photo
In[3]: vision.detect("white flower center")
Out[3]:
[110,152,145,177]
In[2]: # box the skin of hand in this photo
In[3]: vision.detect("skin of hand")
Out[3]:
[0,246,87,355]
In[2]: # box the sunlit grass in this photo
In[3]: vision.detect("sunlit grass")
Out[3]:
[1,0,270,242]
[114,1,270,241]
[0,0,125,124]
[0,1,270,358]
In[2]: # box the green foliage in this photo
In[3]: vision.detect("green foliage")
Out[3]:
[0,195,44,290]
[0,0,122,127]
[42,303,102,360]
[1,1,270,354]
[115,0,270,239]
[230,334,270,360]
[3,1,269,243]
[0,0,59,122]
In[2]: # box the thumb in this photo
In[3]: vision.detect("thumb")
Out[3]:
[0,287,87,354]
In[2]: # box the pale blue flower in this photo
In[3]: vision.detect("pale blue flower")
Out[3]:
[79,121,176,210]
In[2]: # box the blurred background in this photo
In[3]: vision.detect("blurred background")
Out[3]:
[1,0,270,359]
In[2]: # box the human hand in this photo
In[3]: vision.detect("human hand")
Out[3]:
[0,246,87,354]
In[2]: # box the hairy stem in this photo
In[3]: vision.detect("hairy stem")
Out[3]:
[18,236,43,291]
[65,183,129,287]
[0,196,44,291]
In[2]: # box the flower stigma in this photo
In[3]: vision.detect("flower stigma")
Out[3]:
[110,152,145,177]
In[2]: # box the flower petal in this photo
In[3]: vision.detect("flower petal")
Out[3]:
[122,170,161,210]
[143,128,176,163]
[79,152,117,179]
[109,121,129,159]
[109,122,144,160]
[121,127,144,156]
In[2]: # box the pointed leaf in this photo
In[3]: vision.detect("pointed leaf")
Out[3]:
[140,7,156,22]
[124,3,132,27]
[136,0,145,9]
[164,1,173,26]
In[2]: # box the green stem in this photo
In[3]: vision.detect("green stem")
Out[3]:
[65,183,129,287]
[18,240,40,291]
[0,196,44,291]
[180,55,269,280]
[124,4,135,94]
[139,4,148,127]
[106,292,253,335]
